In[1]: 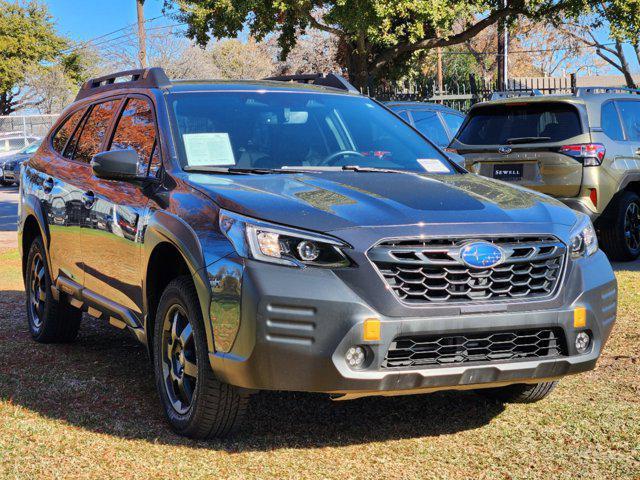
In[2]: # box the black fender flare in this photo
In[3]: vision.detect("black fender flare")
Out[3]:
[19,193,52,276]
[141,210,216,354]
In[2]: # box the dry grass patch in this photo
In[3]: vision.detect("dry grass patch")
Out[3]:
[0,248,638,479]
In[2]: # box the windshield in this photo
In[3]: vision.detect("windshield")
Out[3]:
[456,102,582,145]
[169,91,455,174]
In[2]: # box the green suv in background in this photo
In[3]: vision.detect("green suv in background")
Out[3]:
[450,88,640,261]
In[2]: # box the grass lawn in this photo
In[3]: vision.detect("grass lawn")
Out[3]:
[0,247,638,479]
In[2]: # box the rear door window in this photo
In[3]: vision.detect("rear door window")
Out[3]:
[409,110,449,146]
[109,97,159,175]
[456,103,583,145]
[72,99,120,163]
[601,102,624,141]
[616,101,640,142]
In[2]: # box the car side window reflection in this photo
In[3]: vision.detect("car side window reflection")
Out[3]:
[616,101,640,142]
[601,102,624,141]
[73,100,120,163]
[52,108,86,155]
[109,97,158,176]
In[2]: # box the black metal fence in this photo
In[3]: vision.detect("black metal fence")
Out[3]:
[371,74,577,112]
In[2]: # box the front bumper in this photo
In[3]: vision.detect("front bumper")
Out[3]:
[209,250,617,397]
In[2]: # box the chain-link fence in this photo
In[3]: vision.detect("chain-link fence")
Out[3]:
[0,114,59,146]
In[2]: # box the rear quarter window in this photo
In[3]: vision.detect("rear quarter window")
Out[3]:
[457,102,583,145]
[616,100,640,142]
[601,102,624,141]
[52,108,86,155]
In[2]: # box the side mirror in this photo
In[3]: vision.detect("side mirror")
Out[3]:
[91,149,138,180]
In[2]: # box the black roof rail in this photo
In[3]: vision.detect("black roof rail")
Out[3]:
[75,67,171,101]
[574,86,640,97]
[264,73,360,94]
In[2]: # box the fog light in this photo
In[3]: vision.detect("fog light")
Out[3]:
[345,346,366,369]
[575,332,591,353]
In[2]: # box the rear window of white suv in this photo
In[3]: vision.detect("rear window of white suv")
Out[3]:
[456,102,583,145]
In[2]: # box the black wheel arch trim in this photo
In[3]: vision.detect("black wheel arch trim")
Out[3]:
[19,193,52,280]
[142,210,218,357]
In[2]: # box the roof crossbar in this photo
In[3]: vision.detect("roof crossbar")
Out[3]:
[489,89,544,100]
[75,67,171,101]
[264,73,360,94]
[575,86,640,96]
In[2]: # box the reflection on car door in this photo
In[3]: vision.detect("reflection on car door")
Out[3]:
[52,99,122,286]
[81,95,161,316]
[37,107,88,285]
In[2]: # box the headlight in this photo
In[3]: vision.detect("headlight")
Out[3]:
[219,209,352,268]
[569,214,598,258]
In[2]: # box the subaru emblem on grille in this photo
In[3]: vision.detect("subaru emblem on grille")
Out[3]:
[459,242,504,268]
[498,146,512,155]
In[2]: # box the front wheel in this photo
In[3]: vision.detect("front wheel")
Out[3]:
[478,381,558,403]
[153,276,249,439]
[25,237,82,342]
[599,191,640,261]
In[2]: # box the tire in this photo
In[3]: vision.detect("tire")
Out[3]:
[0,180,11,187]
[478,381,558,403]
[25,236,82,343]
[153,276,249,439]
[598,191,640,261]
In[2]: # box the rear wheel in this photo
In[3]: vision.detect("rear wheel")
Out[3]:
[153,276,249,439]
[599,191,640,261]
[25,236,82,342]
[478,381,558,403]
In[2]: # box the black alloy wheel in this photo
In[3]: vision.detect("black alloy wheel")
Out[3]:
[161,304,198,414]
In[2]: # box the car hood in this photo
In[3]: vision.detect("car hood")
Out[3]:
[186,171,578,232]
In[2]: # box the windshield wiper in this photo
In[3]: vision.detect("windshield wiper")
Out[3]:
[183,166,309,174]
[341,165,416,174]
[504,136,551,145]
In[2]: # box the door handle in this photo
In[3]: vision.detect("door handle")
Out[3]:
[42,177,54,194]
[82,191,95,208]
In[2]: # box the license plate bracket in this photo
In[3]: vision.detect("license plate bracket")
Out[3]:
[493,163,523,181]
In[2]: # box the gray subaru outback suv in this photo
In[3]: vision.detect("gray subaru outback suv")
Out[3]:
[18,68,617,439]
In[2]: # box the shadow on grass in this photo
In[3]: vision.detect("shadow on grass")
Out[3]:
[0,289,504,451]
[611,260,640,272]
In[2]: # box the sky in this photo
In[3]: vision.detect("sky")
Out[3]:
[47,0,170,42]
[44,0,636,75]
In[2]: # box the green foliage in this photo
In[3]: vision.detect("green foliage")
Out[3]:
[600,0,640,46]
[0,1,70,114]
[171,0,589,87]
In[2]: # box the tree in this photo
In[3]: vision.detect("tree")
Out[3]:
[210,39,275,79]
[169,0,587,89]
[25,48,97,114]
[97,26,275,80]
[0,1,70,114]
[268,29,341,75]
[96,26,219,79]
[560,2,640,88]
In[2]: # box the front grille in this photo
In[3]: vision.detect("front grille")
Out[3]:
[369,236,566,304]
[383,328,566,368]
